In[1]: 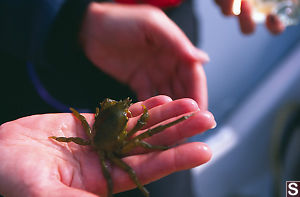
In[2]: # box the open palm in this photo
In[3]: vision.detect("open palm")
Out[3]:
[80,3,209,110]
[0,96,215,197]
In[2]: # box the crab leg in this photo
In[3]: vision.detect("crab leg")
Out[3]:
[121,113,193,153]
[107,153,149,197]
[134,113,193,140]
[137,141,168,150]
[49,136,90,145]
[70,107,94,139]
[98,151,114,197]
[126,105,149,139]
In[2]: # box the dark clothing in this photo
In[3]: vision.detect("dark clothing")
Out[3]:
[0,0,198,196]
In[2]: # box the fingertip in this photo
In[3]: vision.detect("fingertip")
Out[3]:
[181,64,208,111]
[192,110,217,130]
[222,8,234,16]
[202,111,217,129]
[191,48,210,64]
[129,95,173,116]
[184,98,200,110]
[176,142,212,169]
[266,14,285,35]
[175,98,200,113]
[182,44,210,64]
[238,0,256,34]
[146,95,173,104]
[215,0,235,16]
[196,142,213,163]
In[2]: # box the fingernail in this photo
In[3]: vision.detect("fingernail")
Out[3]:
[196,50,210,63]
[202,52,210,63]
[189,46,210,63]
[211,120,217,129]
[203,111,217,129]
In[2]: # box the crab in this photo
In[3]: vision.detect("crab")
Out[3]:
[49,98,193,197]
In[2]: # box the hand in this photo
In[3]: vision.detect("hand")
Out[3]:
[0,96,215,197]
[79,3,209,110]
[215,0,285,34]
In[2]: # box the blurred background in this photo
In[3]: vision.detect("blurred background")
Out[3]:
[191,0,300,197]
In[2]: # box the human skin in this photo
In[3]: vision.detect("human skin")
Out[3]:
[215,0,285,34]
[0,96,215,197]
[79,3,210,110]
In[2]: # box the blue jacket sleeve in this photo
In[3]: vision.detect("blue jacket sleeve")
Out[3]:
[0,0,92,65]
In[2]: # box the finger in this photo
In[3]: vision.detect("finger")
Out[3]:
[179,63,208,110]
[191,64,208,110]
[189,48,210,64]
[112,142,212,194]
[265,14,285,34]
[127,110,216,155]
[129,95,172,117]
[171,67,185,101]
[128,98,200,131]
[238,0,256,34]
[215,0,235,16]
[142,110,216,147]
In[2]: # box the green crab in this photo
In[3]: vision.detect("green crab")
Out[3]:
[49,98,192,197]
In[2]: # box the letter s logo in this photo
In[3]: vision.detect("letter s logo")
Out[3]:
[288,183,299,196]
